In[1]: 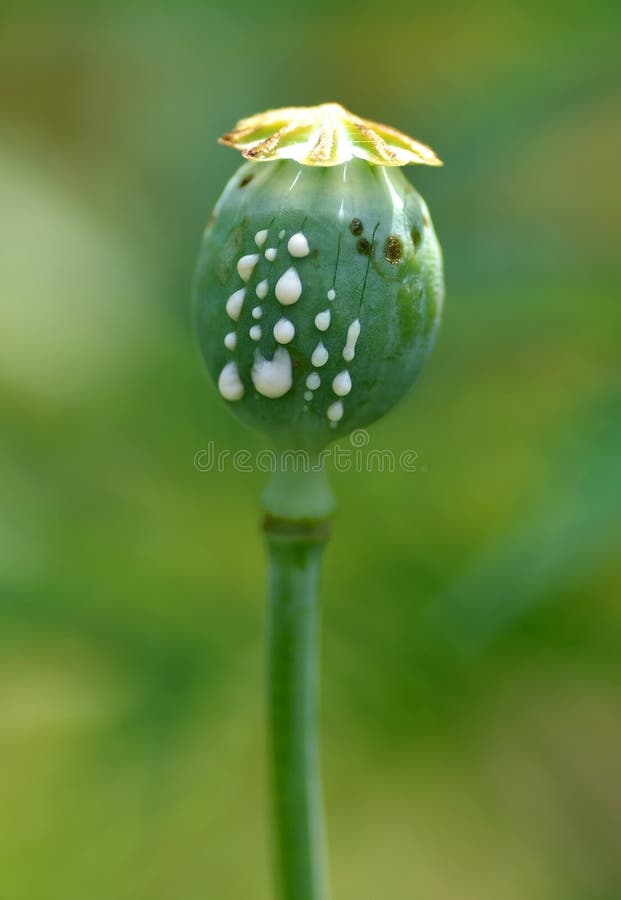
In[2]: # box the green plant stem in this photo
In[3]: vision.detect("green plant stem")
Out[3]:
[262,465,333,900]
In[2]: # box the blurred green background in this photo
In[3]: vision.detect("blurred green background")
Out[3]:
[1,1,620,897]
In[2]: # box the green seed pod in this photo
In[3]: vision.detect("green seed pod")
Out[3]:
[193,103,444,450]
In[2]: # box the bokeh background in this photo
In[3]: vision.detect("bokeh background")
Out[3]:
[2,1,620,897]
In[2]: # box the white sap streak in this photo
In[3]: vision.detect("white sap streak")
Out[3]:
[381,167,404,212]
[275,267,302,305]
[273,318,295,344]
[218,361,244,401]
[314,310,331,331]
[327,400,343,423]
[287,232,310,258]
[332,370,352,396]
[311,341,329,367]
[237,254,259,282]
[226,288,246,322]
[251,348,293,398]
[343,319,361,362]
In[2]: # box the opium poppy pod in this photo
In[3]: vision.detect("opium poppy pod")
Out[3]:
[193,103,444,450]
[192,104,446,900]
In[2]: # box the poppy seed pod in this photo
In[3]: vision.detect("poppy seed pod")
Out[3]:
[193,103,444,450]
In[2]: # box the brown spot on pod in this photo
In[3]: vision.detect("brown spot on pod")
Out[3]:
[357,237,373,256]
[239,174,254,188]
[350,218,363,236]
[411,225,422,250]
[384,235,403,264]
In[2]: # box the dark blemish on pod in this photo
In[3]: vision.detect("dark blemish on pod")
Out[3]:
[384,235,403,264]
[239,174,254,188]
[357,237,373,256]
[411,225,422,250]
[422,213,430,227]
[350,218,363,236]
